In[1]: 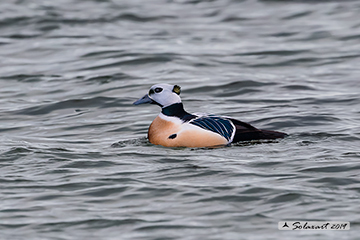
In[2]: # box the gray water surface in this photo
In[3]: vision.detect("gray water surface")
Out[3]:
[1,0,360,239]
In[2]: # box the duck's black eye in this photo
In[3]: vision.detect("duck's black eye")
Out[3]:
[154,87,163,93]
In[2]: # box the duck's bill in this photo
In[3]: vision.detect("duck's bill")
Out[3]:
[133,94,154,105]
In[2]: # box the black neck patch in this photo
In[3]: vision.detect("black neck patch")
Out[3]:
[161,103,196,122]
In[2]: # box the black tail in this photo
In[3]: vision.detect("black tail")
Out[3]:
[229,118,288,143]
[258,129,288,139]
[232,129,287,142]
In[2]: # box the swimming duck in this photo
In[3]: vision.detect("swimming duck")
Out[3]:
[133,84,287,147]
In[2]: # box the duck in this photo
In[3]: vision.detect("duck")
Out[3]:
[133,84,287,148]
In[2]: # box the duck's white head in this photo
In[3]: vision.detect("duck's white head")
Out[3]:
[133,84,181,108]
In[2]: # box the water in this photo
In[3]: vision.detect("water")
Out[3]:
[1,0,360,239]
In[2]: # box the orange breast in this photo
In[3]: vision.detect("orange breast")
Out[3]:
[148,116,228,148]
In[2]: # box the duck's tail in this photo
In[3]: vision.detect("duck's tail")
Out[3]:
[229,118,288,143]
[232,129,288,142]
[258,129,288,140]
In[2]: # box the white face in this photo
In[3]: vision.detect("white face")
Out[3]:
[148,84,181,107]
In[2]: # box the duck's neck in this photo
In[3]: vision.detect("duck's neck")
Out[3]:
[161,103,196,122]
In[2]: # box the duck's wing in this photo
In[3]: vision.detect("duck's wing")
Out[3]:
[189,114,288,143]
[189,115,235,142]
